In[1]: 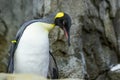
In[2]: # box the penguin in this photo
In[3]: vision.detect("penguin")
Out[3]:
[7,12,71,79]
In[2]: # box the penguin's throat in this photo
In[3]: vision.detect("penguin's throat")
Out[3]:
[41,22,55,32]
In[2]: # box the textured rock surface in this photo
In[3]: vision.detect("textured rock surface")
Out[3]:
[0,73,82,80]
[0,73,47,80]
[0,0,120,80]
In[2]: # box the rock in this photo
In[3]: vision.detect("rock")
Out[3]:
[110,64,120,72]
[0,73,83,80]
[108,64,120,80]
[108,71,120,80]
[0,73,47,80]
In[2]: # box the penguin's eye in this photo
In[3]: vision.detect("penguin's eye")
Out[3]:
[58,18,63,23]
[55,18,64,27]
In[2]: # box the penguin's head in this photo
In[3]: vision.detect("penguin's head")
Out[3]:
[54,12,71,46]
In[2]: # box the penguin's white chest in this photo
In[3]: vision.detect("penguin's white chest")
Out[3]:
[14,22,49,77]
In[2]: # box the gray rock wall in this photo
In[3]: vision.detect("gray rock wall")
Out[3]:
[0,0,120,80]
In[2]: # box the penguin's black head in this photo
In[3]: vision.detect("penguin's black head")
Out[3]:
[54,12,71,46]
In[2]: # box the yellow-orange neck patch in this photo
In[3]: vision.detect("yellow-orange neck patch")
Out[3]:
[55,12,64,19]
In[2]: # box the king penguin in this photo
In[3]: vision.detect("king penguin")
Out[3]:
[7,12,71,79]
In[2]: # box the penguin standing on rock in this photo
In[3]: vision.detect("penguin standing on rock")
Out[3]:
[7,12,71,79]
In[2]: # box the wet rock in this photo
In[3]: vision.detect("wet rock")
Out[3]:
[108,64,120,80]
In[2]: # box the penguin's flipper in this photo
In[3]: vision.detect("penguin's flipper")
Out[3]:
[7,20,38,73]
[47,51,59,79]
[7,42,16,73]
[7,25,25,73]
